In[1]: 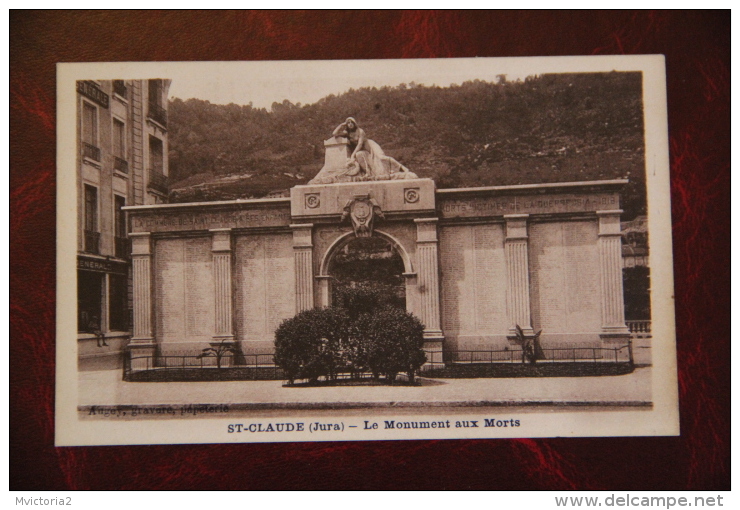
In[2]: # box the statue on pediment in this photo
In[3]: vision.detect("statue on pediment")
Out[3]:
[309,117,418,184]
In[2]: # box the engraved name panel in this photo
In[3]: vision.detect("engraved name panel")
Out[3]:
[528,221,600,335]
[234,233,295,344]
[155,237,215,345]
[439,224,507,336]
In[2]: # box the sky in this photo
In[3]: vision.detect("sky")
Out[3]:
[165,59,534,108]
[66,56,651,109]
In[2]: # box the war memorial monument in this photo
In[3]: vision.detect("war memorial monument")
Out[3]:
[124,119,631,370]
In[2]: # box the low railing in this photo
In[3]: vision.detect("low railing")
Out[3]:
[626,320,651,337]
[114,156,128,173]
[124,349,445,382]
[124,351,284,381]
[84,230,100,254]
[445,343,633,365]
[113,80,127,99]
[148,170,169,194]
[148,102,167,127]
[123,344,630,383]
[114,236,130,258]
[82,142,101,162]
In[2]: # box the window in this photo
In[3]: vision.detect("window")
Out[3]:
[149,135,163,173]
[113,118,125,158]
[147,136,168,195]
[109,274,128,331]
[84,184,98,231]
[82,102,100,161]
[113,80,127,99]
[84,184,99,254]
[114,195,126,238]
[149,79,161,107]
[78,271,103,333]
[113,118,128,173]
[114,195,128,258]
[147,79,167,126]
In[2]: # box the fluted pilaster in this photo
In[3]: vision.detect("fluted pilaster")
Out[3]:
[504,214,534,336]
[211,229,233,341]
[597,210,630,338]
[130,232,153,343]
[415,218,442,338]
[292,224,314,312]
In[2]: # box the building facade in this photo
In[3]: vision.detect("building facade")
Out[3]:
[77,79,171,370]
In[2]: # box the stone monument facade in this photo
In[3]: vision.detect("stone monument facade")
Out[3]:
[126,175,630,366]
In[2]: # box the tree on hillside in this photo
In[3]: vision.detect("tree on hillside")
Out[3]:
[168,72,646,219]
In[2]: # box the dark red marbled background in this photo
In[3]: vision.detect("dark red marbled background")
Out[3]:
[10,11,729,490]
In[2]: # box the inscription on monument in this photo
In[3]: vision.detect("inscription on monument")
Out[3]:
[439,193,618,218]
[529,222,600,335]
[235,234,295,342]
[131,208,291,233]
[265,235,294,332]
[439,225,506,335]
[440,227,465,332]
[184,238,214,339]
[155,238,215,345]
[156,238,185,342]
[473,225,500,332]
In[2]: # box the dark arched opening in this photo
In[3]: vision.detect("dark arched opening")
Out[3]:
[329,235,406,315]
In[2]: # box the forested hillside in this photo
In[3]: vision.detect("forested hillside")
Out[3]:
[168,72,646,219]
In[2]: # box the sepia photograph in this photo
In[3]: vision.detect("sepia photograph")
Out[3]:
[56,56,676,446]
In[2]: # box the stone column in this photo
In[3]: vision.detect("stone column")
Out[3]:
[414,218,444,368]
[291,224,314,313]
[210,229,234,347]
[130,232,155,367]
[597,210,631,339]
[402,272,419,320]
[315,275,333,308]
[504,214,534,337]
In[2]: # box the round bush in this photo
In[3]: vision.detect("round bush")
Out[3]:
[274,306,426,385]
[361,306,427,383]
[273,307,349,384]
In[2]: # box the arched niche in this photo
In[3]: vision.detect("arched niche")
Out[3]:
[316,230,416,311]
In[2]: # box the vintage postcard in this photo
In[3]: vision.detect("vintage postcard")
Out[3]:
[56,56,677,446]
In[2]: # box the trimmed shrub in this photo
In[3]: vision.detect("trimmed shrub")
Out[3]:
[361,307,427,383]
[333,282,387,319]
[274,305,427,385]
[273,307,349,384]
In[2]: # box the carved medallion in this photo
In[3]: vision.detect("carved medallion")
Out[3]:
[404,187,420,204]
[341,194,384,237]
[305,193,320,209]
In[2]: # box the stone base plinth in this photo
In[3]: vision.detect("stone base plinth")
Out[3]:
[127,340,156,371]
[421,335,444,371]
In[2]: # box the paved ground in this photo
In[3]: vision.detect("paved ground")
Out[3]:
[78,365,652,411]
